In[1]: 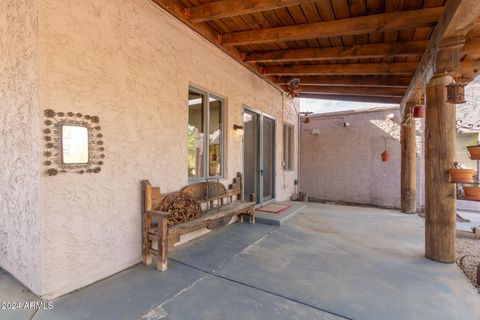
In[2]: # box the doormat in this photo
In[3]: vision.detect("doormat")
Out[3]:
[257,203,291,214]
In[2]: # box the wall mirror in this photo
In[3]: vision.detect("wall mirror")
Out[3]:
[61,125,89,164]
[43,109,105,175]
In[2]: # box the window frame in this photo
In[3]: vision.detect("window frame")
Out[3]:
[188,86,225,181]
[283,122,295,171]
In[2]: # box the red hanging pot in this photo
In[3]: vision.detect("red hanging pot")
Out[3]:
[413,105,425,118]
[381,150,390,162]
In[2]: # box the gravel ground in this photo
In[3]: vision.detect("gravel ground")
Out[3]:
[456,234,480,293]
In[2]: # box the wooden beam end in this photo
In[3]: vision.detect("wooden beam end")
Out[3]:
[217,34,223,46]
[183,8,191,20]
[241,52,247,62]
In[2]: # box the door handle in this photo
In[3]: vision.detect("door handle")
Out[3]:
[260,169,264,176]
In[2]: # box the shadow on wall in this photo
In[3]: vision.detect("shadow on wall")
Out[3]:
[299,107,421,209]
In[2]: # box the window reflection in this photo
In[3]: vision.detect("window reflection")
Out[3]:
[209,97,222,177]
[188,91,205,178]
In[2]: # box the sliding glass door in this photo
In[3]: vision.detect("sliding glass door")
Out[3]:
[243,108,275,205]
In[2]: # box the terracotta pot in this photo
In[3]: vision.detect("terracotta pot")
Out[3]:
[467,145,480,160]
[381,150,389,162]
[413,105,425,118]
[464,186,480,201]
[449,168,476,183]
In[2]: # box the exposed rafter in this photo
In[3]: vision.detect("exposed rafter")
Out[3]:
[299,93,401,104]
[273,76,412,88]
[401,0,480,109]
[245,41,428,63]
[293,85,405,97]
[221,7,444,46]
[262,63,418,76]
[185,0,316,23]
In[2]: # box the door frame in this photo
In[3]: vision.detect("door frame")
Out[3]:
[242,105,276,207]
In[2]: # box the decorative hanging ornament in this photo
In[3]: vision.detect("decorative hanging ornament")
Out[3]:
[446,79,466,104]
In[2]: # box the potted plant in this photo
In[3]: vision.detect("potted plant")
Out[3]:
[464,184,480,201]
[467,145,480,160]
[449,162,476,183]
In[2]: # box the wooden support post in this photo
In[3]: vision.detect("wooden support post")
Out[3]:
[425,74,456,263]
[401,102,417,214]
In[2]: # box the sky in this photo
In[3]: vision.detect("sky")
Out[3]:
[299,98,398,114]
[299,76,480,115]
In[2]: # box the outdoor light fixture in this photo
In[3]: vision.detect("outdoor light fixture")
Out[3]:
[233,124,244,136]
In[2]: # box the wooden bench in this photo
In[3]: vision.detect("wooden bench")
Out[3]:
[142,173,256,271]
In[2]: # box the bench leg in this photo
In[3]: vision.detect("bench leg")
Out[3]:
[143,214,153,265]
[237,213,244,223]
[157,217,168,271]
[249,208,255,224]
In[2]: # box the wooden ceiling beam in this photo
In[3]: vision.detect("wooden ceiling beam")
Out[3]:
[262,63,418,76]
[401,0,480,109]
[245,41,428,63]
[274,76,412,87]
[292,85,405,97]
[221,7,444,46]
[299,93,401,104]
[185,0,316,23]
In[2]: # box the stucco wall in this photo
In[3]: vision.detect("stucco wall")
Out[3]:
[300,108,423,209]
[37,0,298,298]
[0,0,42,294]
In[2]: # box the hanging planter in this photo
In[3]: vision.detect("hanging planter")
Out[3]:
[446,81,466,104]
[381,150,390,162]
[380,137,390,162]
[464,185,480,201]
[449,166,476,183]
[467,145,480,160]
[413,104,425,118]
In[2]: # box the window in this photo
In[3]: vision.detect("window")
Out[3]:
[188,87,224,180]
[283,123,294,171]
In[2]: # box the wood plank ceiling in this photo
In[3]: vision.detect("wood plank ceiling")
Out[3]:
[151,0,480,104]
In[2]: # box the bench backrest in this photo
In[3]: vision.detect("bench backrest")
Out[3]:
[142,172,244,213]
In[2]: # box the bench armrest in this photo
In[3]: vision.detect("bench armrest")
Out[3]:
[147,210,169,219]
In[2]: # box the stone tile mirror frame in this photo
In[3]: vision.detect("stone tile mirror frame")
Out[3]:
[43,109,105,176]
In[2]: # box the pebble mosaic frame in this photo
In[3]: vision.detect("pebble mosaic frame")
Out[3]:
[43,109,105,176]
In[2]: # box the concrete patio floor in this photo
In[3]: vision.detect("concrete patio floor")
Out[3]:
[1,203,479,320]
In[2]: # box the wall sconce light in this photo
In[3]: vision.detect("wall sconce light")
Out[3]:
[233,124,244,136]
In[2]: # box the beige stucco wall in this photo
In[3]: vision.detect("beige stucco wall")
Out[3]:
[0,0,43,294]
[36,0,298,299]
[300,108,423,209]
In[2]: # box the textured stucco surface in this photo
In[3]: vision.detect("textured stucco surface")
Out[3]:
[37,0,298,298]
[0,0,42,294]
[300,108,424,209]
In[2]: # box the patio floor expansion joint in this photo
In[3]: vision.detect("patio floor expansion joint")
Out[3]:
[168,227,355,320]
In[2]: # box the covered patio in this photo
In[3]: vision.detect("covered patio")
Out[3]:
[2,203,479,320]
[1,0,480,318]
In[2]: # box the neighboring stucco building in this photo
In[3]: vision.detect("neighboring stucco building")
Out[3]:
[299,78,479,210]
[300,107,424,209]
[0,0,298,299]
